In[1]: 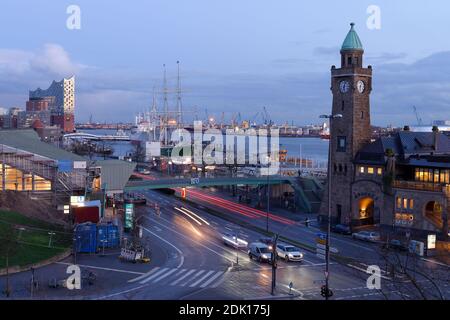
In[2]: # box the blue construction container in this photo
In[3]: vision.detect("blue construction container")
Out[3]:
[97,223,120,249]
[74,222,97,253]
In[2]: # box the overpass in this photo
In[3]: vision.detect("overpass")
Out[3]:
[124,175,323,213]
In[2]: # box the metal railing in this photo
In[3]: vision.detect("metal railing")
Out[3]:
[393,180,445,193]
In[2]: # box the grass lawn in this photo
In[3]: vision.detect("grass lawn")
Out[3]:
[0,210,72,269]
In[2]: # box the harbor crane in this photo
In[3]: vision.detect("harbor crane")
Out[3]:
[413,105,423,126]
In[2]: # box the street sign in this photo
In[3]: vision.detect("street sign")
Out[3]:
[316,243,326,250]
[124,203,134,230]
[316,238,326,245]
[190,178,200,185]
[316,248,326,256]
[316,253,326,260]
[316,233,326,240]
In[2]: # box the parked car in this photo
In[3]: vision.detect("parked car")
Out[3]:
[382,239,407,251]
[331,224,352,235]
[222,233,248,249]
[248,242,272,263]
[352,231,381,242]
[276,243,304,262]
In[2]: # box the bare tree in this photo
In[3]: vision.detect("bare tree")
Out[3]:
[376,243,447,300]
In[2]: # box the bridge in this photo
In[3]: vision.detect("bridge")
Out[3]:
[63,132,131,141]
[124,175,324,213]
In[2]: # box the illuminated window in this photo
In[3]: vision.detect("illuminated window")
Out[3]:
[377,168,382,175]
[403,198,408,209]
[396,197,402,209]
[367,167,374,174]
[409,199,414,210]
[359,166,365,174]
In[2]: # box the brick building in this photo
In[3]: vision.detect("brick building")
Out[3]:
[319,23,450,240]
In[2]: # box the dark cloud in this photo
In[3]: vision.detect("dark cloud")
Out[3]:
[1,43,449,126]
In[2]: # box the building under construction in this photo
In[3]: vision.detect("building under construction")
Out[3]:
[0,129,135,214]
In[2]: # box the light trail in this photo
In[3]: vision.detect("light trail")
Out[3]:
[174,207,202,225]
[180,207,210,225]
[188,189,296,225]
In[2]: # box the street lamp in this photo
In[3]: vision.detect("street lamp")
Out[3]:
[319,113,342,300]
[264,155,271,233]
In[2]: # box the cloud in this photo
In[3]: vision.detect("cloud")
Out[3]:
[30,44,82,77]
[0,43,450,126]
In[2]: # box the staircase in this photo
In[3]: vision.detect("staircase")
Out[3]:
[289,177,324,213]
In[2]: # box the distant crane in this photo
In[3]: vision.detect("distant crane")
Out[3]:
[262,106,273,126]
[413,106,423,126]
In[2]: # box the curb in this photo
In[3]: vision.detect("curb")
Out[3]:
[0,248,72,276]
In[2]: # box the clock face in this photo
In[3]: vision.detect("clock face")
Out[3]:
[339,80,350,93]
[357,80,365,93]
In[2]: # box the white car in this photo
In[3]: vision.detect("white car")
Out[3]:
[222,233,248,249]
[352,231,381,242]
[276,244,304,262]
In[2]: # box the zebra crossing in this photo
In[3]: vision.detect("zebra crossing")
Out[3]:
[129,267,226,289]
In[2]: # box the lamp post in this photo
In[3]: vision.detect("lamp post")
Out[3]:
[265,155,271,233]
[319,113,342,300]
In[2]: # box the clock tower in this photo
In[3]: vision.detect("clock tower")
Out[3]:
[320,23,373,225]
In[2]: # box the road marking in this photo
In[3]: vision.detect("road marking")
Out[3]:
[140,267,170,284]
[56,262,144,276]
[181,270,205,287]
[189,270,215,287]
[199,271,225,288]
[128,267,160,283]
[142,226,185,269]
[170,269,197,286]
[152,268,179,284]
[420,258,449,267]
[347,263,391,280]
[144,216,239,265]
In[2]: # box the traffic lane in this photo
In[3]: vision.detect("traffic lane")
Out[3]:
[143,191,394,300]
[96,210,234,300]
[144,190,331,268]
[163,188,381,262]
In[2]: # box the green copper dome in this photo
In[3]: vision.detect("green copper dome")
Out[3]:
[341,23,363,51]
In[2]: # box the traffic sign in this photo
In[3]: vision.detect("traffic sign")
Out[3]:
[316,243,326,250]
[316,233,326,240]
[316,238,326,245]
[316,248,326,256]
[316,253,326,260]
[330,247,339,254]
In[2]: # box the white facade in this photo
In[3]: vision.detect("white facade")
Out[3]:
[29,76,75,115]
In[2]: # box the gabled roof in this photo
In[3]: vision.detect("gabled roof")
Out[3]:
[355,131,450,165]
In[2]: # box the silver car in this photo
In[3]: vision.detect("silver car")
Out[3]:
[248,242,272,263]
[276,244,304,262]
[352,231,381,242]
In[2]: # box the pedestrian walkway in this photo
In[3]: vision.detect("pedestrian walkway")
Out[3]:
[129,267,226,289]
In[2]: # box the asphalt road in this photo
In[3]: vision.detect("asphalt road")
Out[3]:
[1,185,448,300]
